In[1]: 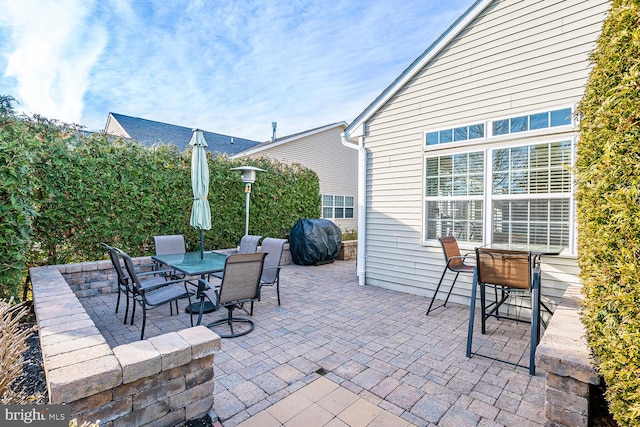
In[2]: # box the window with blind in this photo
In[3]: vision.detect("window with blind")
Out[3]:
[425,140,573,248]
[491,141,572,245]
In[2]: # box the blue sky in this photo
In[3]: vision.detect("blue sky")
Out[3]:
[0,0,475,141]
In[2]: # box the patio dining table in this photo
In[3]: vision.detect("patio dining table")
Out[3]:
[152,250,228,325]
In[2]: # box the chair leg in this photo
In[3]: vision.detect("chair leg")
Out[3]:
[115,286,121,314]
[207,305,255,338]
[276,277,281,306]
[443,272,459,307]
[140,306,147,341]
[426,268,448,315]
[227,307,235,336]
[480,284,486,335]
[466,270,479,358]
[130,300,136,325]
[250,301,254,316]
[123,290,130,325]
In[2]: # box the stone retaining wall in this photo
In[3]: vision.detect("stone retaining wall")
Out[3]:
[338,240,357,261]
[30,262,221,427]
[536,283,600,427]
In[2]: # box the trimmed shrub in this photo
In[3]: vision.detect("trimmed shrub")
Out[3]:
[0,97,38,300]
[576,1,640,425]
[0,99,320,298]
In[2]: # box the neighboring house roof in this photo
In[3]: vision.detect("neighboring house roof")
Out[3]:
[230,121,348,159]
[343,0,491,142]
[104,112,262,155]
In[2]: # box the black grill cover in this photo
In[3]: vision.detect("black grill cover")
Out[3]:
[289,218,342,266]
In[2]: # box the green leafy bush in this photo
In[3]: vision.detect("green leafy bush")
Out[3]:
[0,97,38,300]
[576,1,640,424]
[0,98,320,298]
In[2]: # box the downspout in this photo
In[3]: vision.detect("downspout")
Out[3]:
[356,136,366,286]
[341,132,366,286]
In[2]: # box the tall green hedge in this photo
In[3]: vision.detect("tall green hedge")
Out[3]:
[0,98,320,300]
[576,1,640,424]
[0,97,38,300]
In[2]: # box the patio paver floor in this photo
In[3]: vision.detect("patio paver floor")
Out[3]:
[80,260,546,427]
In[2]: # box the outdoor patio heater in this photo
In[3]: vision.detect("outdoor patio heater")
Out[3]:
[231,166,266,235]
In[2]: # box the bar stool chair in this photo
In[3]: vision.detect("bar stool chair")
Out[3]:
[426,236,475,315]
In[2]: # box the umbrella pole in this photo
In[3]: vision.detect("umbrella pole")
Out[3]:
[200,229,204,259]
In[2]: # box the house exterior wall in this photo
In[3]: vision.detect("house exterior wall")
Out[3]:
[246,125,358,231]
[359,0,608,304]
[104,113,129,138]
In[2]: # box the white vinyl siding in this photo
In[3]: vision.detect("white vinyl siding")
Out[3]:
[358,0,608,306]
[243,125,358,231]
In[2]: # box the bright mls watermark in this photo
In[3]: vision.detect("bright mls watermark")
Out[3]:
[1,405,69,426]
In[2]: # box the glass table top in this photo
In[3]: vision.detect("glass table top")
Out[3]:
[152,251,228,276]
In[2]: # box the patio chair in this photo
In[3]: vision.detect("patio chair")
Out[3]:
[426,236,475,315]
[101,242,133,323]
[118,248,196,340]
[101,242,174,324]
[210,234,263,281]
[466,247,541,375]
[153,234,186,277]
[201,252,266,338]
[250,237,287,315]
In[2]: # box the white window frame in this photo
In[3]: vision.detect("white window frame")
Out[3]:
[423,106,577,254]
[322,194,354,220]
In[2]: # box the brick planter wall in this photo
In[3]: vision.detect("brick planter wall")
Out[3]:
[338,240,357,261]
[536,283,600,427]
[30,262,221,427]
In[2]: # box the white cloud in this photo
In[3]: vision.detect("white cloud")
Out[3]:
[0,0,107,124]
[0,0,475,140]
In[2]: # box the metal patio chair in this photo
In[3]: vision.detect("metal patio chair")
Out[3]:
[201,252,266,338]
[426,235,475,315]
[153,234,187,278]
[250,237,287,315]
[118,248,196,340]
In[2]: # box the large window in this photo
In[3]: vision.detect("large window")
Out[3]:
[425,152,484,242]
[425,140,574,248]
[322,195,354,219]
[491,141,572,245]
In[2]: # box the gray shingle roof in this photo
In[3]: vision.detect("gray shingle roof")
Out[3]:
[108,113,262,155]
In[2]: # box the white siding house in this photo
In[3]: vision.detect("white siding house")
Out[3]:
[232,122,358,232]
[342,0,609,307]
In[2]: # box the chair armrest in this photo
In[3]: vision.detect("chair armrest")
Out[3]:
[140,277,195,293]
[197,278,221,291]
[446,255,475,267]
[136,269,175,278]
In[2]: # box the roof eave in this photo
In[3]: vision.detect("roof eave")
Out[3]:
[231,121,348,159]
[343,0,492,142]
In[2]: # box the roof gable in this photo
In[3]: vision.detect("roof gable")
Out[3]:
[106,113,261,155]
[231,122,347,158]
[344,0,492,141]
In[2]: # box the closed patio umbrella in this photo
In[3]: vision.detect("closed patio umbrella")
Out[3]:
[189,129,211,259]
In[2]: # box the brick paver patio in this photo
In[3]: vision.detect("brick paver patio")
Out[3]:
[80,260,546,426]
